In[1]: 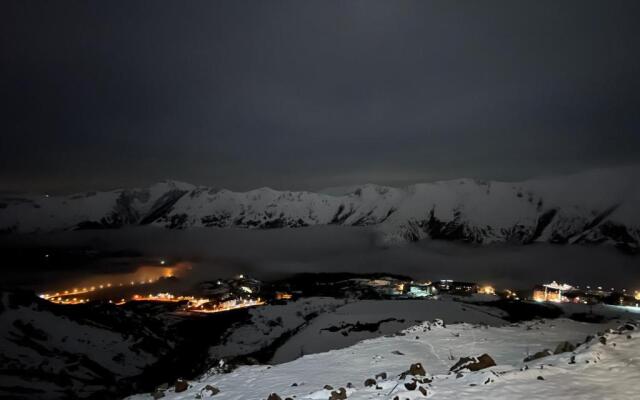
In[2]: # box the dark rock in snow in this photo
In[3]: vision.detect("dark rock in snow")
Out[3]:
[450,354,496,372]
[619,323,637,331]
[554,341,575,354]
[375,372,387,380]
[174,379,189,393]
[201,385,220,397]
[329,388,347,400]
[599,336,607,345]
[267,394,282,400]
[404,381,417,390]
[524,350,553,362]
[364,378,377,387]
[409,362,427,376]
[323,385,334,390]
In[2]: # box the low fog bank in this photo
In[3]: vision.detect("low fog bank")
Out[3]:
[2,226,638,291]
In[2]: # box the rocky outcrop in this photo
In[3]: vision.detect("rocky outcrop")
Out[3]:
[200,385,220,397]
[174,379,189,393]
[554,341,575,354]
[450,354,496,372]
[399,362,428,379]
[363,378,377,387]
[329,388,347,400]
[524,349,553,362]
[375,372,387,380]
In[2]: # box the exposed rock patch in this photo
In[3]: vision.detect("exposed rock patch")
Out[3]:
[450,354,496,372]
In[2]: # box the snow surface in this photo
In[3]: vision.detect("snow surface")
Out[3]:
[127,315,640,400]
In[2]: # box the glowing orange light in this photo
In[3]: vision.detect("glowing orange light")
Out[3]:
[478,286,496,295]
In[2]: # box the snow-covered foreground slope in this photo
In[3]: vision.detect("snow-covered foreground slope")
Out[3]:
[0,290,250,399]
[128,318,640,400]
[268,299,506,364]
[0,290,168,399]
[209,297,506,365]
[2,167,639,250]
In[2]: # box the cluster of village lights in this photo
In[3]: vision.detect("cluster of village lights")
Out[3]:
[189,297,265,313]
[37,265,265,313]
[532,281,640,306]
[41,290,265,312]
[39,277,169,304]
[39,263,177,304]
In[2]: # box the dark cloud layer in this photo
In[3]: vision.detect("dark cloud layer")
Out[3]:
[3,227,638,292]
[2,1,640,193]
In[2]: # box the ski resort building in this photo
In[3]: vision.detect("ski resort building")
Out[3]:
[532,281,574,303]
[434,280,478,295]
[406,282,437,298]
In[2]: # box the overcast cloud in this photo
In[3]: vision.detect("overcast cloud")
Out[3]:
[1,1,639,193]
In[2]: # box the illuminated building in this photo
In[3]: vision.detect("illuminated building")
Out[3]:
[434,280,478,295]
[275,292,293,300]
[532,281,574,303]
[477,285,496,295]
[406,283,436,298]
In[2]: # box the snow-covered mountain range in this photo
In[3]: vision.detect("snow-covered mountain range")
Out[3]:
[1,167,639,251]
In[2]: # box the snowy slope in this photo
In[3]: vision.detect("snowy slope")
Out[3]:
[1,168,639,250]
[209,298,346,360]
[269,299,506,364]
[208,297,506,365]
[0,290,171,399]
[127,318,640,400]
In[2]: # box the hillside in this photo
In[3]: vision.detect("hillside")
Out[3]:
[126,317,640,400]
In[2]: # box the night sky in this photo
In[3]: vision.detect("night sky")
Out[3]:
[2,1,640,194]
